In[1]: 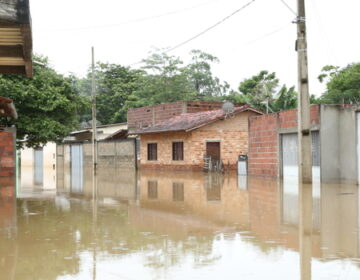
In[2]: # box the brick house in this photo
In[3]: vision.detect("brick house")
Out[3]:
[131,105,262,171]
[248,104,360,185]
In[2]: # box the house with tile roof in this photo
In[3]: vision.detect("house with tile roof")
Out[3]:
[131,105,262,171]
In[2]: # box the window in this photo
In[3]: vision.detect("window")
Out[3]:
[172,142,184,161]
[148,181,158,199]
[147,143,157,161]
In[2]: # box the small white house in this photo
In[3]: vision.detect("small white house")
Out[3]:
[20,142,57,189]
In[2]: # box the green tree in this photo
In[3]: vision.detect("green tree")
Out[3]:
[272,85,297,112]
[186,50,229,98]
[319,63,360,104]
[0,56,88,148]
[135,50,196,105]
[94,63,143,124]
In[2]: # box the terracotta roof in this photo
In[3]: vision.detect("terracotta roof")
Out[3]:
[131,105,262,135]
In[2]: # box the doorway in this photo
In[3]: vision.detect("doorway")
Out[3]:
[206,141,220,161]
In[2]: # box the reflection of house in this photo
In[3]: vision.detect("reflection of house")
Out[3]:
[248,104,360,184]
[0,0,33,77]
[137,170,360,260]
[132,105,262,171]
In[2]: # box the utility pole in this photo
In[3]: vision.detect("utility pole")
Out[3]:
[91,47,98,199]
[296,1,312,280]
[296,0,312,183]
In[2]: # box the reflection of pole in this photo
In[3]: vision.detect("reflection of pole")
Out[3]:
[92,179,98,280]
[91,47,97,200]
[299,183,312,280]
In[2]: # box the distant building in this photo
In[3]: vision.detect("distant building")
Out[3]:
[64,122,128,143]
[0,0,33,77]
[131,105,262,171]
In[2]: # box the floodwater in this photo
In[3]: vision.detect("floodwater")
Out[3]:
[1,167,360,280]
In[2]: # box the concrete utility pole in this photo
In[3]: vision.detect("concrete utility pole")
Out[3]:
[296,1,312,280]
[296,0,312,183]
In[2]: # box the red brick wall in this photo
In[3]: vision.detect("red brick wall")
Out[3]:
[127,101,243,131]
[248,105,320,177]
[0,129,16,177]
[128,101,185,130]
[248,114,279,177]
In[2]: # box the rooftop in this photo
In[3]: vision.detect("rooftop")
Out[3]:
[131,105,262,135]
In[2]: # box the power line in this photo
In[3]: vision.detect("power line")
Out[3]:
[279,0,297,16]
[129,0,256,67]
[227,23,292,54]
[166,0,256,53]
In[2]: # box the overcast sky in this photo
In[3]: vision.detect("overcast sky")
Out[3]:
[30,0,360,96]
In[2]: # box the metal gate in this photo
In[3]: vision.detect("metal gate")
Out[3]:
[281,132,321,228]
[34,149,43,185]
[281,132,320,180]
[71,145,83,193]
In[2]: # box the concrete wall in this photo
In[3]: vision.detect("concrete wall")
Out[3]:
[57,139,137,190]
[320,105,360,184]
[20,142,57,189]
[83,139,136,169]
[140,111,257,170]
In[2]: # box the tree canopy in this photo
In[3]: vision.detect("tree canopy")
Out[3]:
[318,63,360,104]
[224,70,297,112]
[0,57,88,148]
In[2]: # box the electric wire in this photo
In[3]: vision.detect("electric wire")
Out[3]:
[129,0,256,67]
[166,0,256,53]
[279,0,297,16]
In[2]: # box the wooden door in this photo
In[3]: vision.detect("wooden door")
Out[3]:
[206,142,220,161]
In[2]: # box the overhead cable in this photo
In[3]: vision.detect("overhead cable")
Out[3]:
[166,0,256,53]
[280,0,297,16]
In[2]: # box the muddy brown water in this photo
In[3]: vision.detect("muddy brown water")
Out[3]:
[1,168,360,279]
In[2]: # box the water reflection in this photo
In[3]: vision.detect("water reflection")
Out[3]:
[1,169,360,279]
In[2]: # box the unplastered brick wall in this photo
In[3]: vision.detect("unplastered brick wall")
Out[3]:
[248,105,320,177]
[0,128,16,177]
[127,101,242,131]
[140,111,257,170]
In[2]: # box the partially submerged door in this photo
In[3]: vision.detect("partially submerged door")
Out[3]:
[71,145,83,193]
[34,149,43,185]
[206,142,220,161]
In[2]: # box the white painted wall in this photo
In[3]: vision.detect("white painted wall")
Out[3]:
[20,142,57,189]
